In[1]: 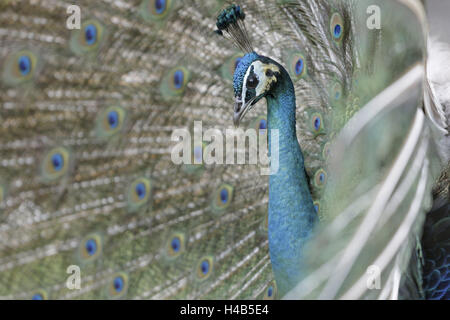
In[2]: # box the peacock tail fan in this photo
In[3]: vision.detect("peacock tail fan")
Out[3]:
[0,0,278,300]
[0,0,447,300]
[286,0,447,300]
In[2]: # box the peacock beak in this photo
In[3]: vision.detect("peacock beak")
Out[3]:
[233,97,243,127]
[233,96,257,127]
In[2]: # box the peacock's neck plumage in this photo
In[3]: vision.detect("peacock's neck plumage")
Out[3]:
[266,64,318,297]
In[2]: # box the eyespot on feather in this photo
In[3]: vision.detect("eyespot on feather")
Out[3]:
[107,273,128,299]
[286,51,307,80]
[263,281,277,300]
[70,19,105,55]
[330,12,344,42]
[2,50,39,86]
[166,232,186,258]
[195,256,214,281]
[331,81,343,101]
[96,106,127,139]
[211,184,234,214]
[160,66,190,99]
[314,168,327,189]
[78,233,103,262]
[249,115,268,142]
[126,177,152,211]
[183,142,207,175]
[40,147,72,181]
[307,112,325,136]
[139,0,174,23]
[313,200,320,214]
[31,290,48,300]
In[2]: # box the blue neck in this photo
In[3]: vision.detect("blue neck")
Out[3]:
[267,67,318,297]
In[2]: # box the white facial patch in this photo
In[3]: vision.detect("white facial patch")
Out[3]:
[241,61,280,104]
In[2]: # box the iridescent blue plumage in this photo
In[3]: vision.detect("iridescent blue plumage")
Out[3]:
[51,153,64,171]
[233,52,259,97]
[220,188,228,203]
[84,24,97,46]
[171,237,181,252]
[155,0,166,14]
[85,239,98,256]
[18,55,31,76]
[107,111,119,129]
[135,182,147,200]
[173,70,184,89]
[259,119,267,130]
[233,51,318,296]
[32,293,43,300]
[295,58,304,75]
[265,61,318,296]
[422,203,450,300]
[201,260,210,275]
[113,276,124,293]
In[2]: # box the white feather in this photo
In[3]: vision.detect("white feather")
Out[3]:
[427,39,450,109]
[426,38,450,161]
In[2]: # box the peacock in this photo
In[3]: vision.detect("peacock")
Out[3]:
[0,0,448,300]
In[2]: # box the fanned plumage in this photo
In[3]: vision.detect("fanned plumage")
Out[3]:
[0,0,448,300]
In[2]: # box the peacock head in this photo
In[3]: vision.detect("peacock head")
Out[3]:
[232,52,281,126]
[215,4,283,127]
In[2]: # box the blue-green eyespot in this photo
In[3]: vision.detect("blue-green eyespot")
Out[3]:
[160,66,190,99]
[330,12,344,42]
[314,168,327,189]
[139,0,174,23]
[127,177,152,211]
[70,19,105,55]
[196,256,214,280]
[96,106,127,139]
[31,290,48,300]
[79,234,102,262]
[2,50,39,86]
[167,232,186,258]
[263,281,277,300]
[287,52,307,79]
[107,273,128,299]
[41,147,72,181]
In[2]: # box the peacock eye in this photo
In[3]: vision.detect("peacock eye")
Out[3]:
[79,234,102,262]
[107,273,128,299]
[246,74,258,89]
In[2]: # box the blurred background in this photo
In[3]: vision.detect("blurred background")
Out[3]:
[427,1,450,43]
